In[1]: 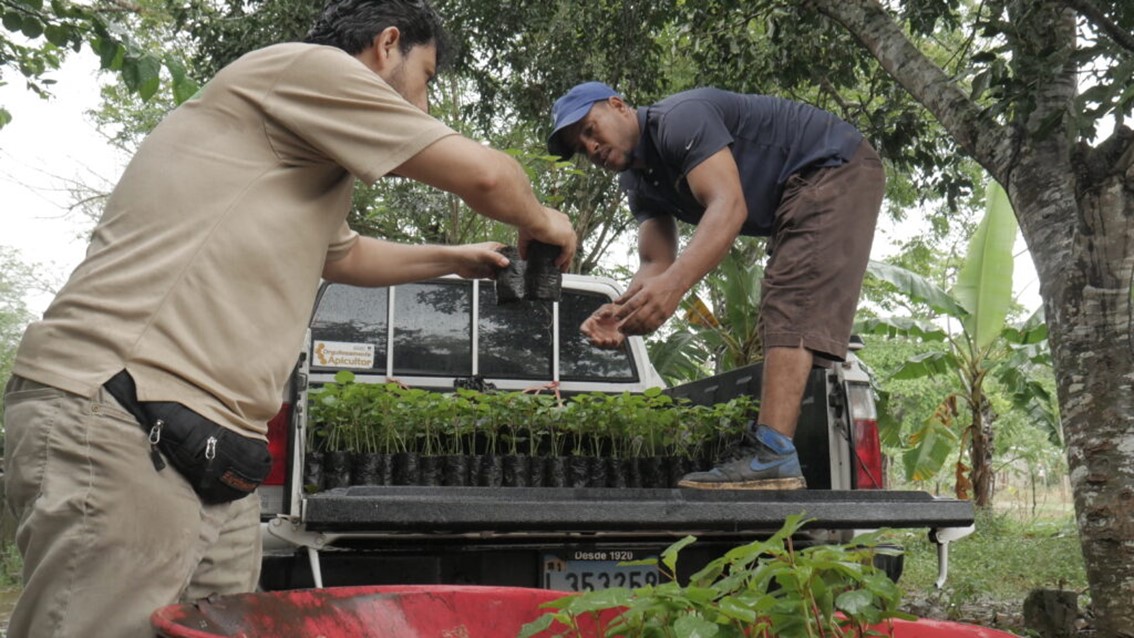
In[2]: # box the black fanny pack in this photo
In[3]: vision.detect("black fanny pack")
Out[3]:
[103,370,272,504]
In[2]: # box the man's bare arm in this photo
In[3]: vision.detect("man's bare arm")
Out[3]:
[614,147,748,334]
[580,215,677,348]
[393,135,577,269]
[322,237,507,287]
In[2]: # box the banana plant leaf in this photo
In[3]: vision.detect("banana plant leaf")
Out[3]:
[866,260,968,317]
[902,413,959,482]
[1000,305,1048,345]
[892,350,961,380]
[952,181,1018,351]
[855,316,948,342]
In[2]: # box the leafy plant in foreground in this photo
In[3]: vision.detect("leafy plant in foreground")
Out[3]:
[518,514,911,637]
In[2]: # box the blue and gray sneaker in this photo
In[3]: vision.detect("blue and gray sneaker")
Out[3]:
[678,423,807,490]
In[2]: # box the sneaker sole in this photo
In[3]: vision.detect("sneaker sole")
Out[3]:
[677,477,807,490]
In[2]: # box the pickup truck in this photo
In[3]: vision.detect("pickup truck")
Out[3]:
[256,274,974,593]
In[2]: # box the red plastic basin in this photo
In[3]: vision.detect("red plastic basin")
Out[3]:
[151,584,1020,637]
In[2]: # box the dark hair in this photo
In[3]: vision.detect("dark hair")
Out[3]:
[304,0,451,68]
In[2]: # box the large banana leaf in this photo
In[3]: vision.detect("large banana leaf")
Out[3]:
[952,181,1018,351]
[866,260,968,317]
[994,363,1061,445]
[902,405,960,482]
[855,316,948,342]
[892,350,962,380]
[646,328,710,385]
[718,249,761,344]
[1000,305,1048,345]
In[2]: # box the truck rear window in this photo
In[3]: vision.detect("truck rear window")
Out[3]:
[559,291,635,381]
[392,281,473,376]
[309,280,637,383]
[479,286,554,378]
[309,283,388,372]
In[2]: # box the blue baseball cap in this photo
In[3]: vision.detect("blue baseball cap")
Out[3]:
[547,81,620,159]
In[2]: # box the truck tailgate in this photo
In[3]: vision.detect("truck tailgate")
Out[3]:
[302,486,973,533]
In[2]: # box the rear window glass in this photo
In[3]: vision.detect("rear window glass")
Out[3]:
[559,290,636,381]
[309,284,388,372]
[309,281,637,382]
[478,286,553,378]
[392,281,472,376]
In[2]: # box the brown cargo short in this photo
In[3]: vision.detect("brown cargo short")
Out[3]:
[761,139,885,362]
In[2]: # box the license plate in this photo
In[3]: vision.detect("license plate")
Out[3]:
[541,550,660,592]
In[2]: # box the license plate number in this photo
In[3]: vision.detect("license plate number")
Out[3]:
[542,550,659,592]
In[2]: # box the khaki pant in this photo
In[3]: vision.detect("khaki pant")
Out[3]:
[3,376,261,638]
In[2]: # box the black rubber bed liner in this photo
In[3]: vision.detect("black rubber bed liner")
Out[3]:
[302,486,974,533]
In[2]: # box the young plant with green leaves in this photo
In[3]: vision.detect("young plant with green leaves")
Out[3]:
[518,514,909,638]
[859,182,1057,507]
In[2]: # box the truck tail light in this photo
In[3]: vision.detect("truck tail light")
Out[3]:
[264,403,291,486]
[846,383,884,490]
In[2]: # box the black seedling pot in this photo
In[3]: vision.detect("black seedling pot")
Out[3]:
[494,246,526,304]
[524,241,562,302]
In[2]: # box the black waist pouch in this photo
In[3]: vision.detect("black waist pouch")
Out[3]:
[103,370,272,504]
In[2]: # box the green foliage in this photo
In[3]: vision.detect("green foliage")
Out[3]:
[646,241,766,384]
[858,182,1058,503]
[306,376,758,462]
[0,542,22,588]
[1,0,199,129]
[518,514,911,638]
[0,246,41,428]
[671,0,978,208]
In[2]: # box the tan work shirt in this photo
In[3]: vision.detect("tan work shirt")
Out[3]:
[13,43,456,438]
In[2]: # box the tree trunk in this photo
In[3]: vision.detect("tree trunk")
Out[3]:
[1032,149,1134,638]
[970,400,996,508]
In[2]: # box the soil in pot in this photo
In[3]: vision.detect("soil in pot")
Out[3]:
[638,456,665,489]
[393,452,420,486]
[568,456,591,488]
[442,455,470,487]
[478,454,504,487]
[544,456,568,488]
[528,456,546,487]
[587,456,608,488]
[303,451,324,492]
[323,450,352,489]
[502,455,530,487]
[494,246,526,304]
[605,457,627,488]
[622,457,642,488]
[350,452,382,486]
[418,456,442,486]
[524,241,562,302]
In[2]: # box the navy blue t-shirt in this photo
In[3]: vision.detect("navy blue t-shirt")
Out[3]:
[620,88,863,236]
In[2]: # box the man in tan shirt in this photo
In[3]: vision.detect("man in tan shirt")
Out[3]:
[1,1,576,636]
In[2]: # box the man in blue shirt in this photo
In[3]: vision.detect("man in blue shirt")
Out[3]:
[549,82,884,490]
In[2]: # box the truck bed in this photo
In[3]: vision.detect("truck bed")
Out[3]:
[302,486,974,533]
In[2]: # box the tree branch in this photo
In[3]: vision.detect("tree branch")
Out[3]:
[806,0,1016,181]
[1060,0,1134,54]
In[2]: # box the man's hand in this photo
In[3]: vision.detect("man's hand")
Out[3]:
[581,303,626,349]
[612,275,686,336]
[518,207,577,271]
[452,242,510,279]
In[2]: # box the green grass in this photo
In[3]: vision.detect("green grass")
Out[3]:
[896,508,1088,628]
[0,543,19,589]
